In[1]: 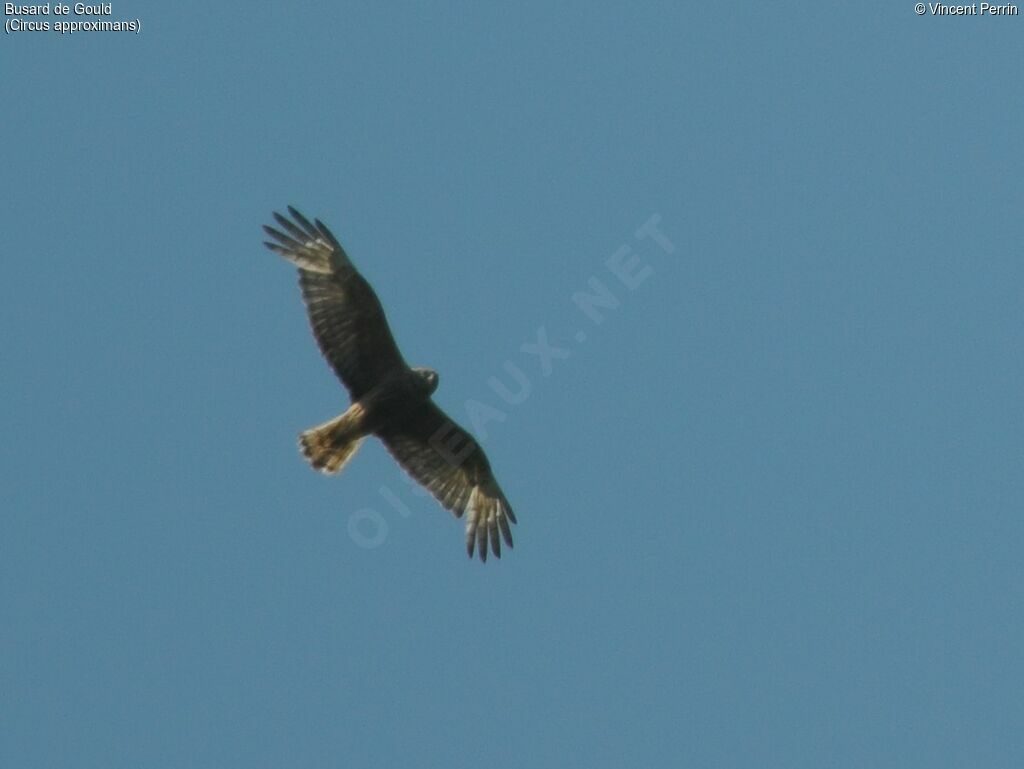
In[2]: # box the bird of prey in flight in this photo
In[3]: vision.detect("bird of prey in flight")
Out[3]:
[263,207,516,561]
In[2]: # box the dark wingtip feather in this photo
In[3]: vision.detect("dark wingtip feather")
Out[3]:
[315,218,343,250]
[262,223,286,241]
[287,206,317,236]
[489,523,501,558]
[477,523,488,562]
[498,513,514,548]
[263,225,302,251]
[273,211,309,241]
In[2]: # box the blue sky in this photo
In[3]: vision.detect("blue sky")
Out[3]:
[2,2,1022,767]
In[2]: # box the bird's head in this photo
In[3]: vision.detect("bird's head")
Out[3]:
[413,367,440,394]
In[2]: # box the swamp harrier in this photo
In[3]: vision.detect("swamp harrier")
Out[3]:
[263,207,516,561]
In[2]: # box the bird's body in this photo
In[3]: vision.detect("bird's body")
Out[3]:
[263,207,516,560]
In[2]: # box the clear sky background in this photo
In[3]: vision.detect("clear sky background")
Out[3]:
[2,2,1022,767]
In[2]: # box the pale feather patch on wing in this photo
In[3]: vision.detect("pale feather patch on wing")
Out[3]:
[464,484,515,562]
[263,206,352,274]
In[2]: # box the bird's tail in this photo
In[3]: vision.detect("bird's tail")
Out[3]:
[299,408,367,474]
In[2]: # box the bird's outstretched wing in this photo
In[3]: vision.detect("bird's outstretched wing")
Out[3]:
[378,401,516,561]
[263,207,407,399]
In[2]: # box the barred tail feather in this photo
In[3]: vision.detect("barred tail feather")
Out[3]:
[299,411,366,474]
